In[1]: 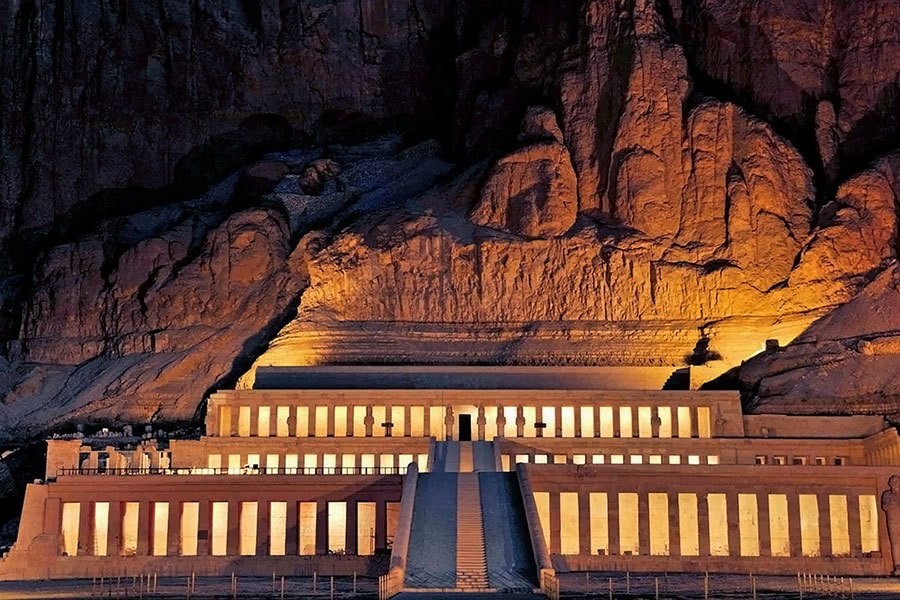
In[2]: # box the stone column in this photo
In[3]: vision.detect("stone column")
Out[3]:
[346,501,359,556]
[818,494,832,558]
[227,501,240,556]
[555,405,563,438]
[651,407,662,438]
[516,407,525,438]
[285,501,298,556]
[757,494,771,557]
[477,406,486,441]
[375,500,387,553]
[612,407,621,438]
[787,494,803,558]
[167,501,181,556]
[608,492,620,556]
[365,407,374,437]
[579,492,592,555]
[316,501,328,555]
[257,500,269,557]
[549,492,561,554]
[137,500,151,556]
[108,501,122,557]
[668,493,681,557]
[671,407,680,439]
[269,407,278,438]
[697,493,710,557]
[726,492,741,556]
[444,406,455,441]
[881,475,900,573]
[496,407,506,439]
[249,406,259,437]
[690,407,700,438]
[230,407,240,437]
[78,501,93,556]
[287,408,297,438]
[847,494,863,558]
[197,501,211,556]
[638,492,651,556]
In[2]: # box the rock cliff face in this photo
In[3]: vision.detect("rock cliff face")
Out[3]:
[1,0,899,440]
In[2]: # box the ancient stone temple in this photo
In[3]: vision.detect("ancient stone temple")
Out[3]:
[1,365,900,593]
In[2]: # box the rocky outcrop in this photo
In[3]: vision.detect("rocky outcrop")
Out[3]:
[681,0,900,176]
[470,109,578,238]
[1,0,900,438]
[0,0,455,257]
[740,264,900,419]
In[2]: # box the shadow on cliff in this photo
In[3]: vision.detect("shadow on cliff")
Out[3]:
[14,114,298,260]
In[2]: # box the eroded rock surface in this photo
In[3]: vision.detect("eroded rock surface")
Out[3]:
[1,0,900,438]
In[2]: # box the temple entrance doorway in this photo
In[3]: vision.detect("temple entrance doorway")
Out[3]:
[458,414,472,441]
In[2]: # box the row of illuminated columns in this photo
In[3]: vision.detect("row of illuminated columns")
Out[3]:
[500,453,720,470]
[215,404,713,440]
[533,490,880,559]
[203,452,429,474]
[59,499,400,558]
[867,444,900,466]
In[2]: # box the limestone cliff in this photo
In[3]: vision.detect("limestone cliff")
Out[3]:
[1,0,899,440]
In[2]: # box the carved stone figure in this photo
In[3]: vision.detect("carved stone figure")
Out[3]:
[882,475,900,574]
[444,406,454,440]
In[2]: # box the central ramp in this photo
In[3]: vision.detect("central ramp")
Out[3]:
[479,473,537,591]
[403,442,537,594]
[405,473,458,589]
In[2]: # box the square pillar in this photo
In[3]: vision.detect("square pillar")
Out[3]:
[726,492,740,556]
[847,494,863,558]
[818,494,832,557]
[137,500,151,556]
[787,494,803,557]
[78,501,93,556]
[257,500,270,557]
[757,494,772,557]
[198,500,211,556]
[579,492,592,555]
[285,501,299,556]
[316,501,329,554]
[668,493,681,557]
[167,501,181,556]
[697,494,710,557]
[549,492,561,554]
[638,493,651,556]
[608,492,620,556]
[227,501,240,556]
[375,500,388,552]
[612,407,621,438]
[249,406,259,437]
[230,408,240,437]
[108,501,122,556]
[346,501,359,556]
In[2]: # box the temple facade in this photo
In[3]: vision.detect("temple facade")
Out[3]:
[1,366,899,594]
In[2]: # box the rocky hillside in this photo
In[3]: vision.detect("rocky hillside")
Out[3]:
[1,0,899,441]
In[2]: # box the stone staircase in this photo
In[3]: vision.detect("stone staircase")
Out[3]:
[455,473,489,590]
[402,441,535,595]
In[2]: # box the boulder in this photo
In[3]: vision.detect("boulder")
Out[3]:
[470,142,577,238]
